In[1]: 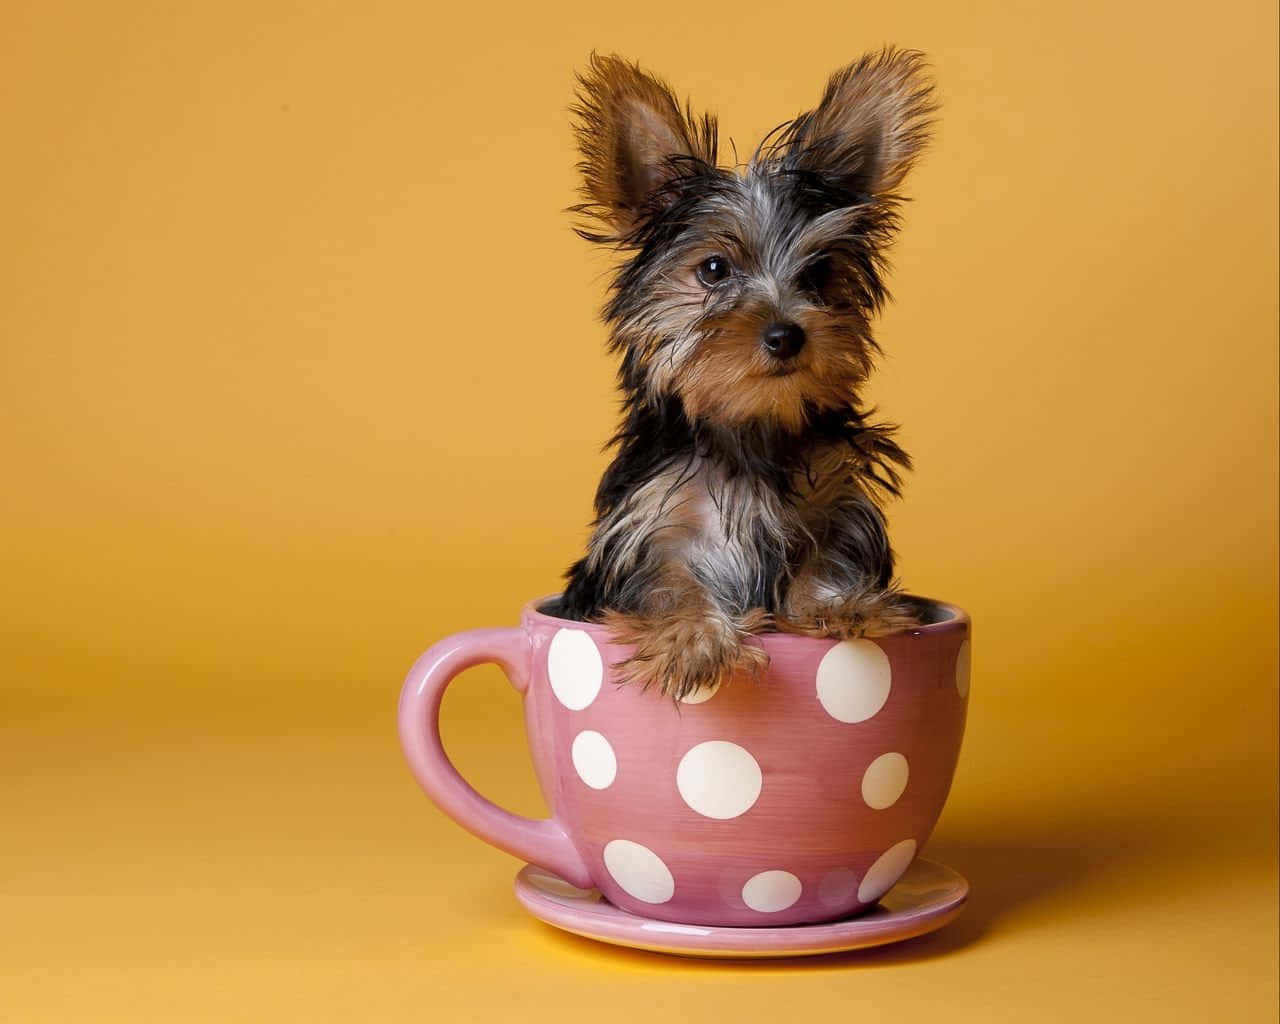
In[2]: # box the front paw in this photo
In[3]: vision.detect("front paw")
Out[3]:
[602,610,769,700]
[777,588,919,640]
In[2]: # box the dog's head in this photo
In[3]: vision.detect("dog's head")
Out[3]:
[572,50,936,433]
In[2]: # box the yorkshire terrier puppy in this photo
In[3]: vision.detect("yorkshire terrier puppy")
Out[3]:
[559,49,937,699]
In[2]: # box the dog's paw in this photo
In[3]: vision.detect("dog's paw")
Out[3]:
[602,609,769,700]
[776,587,920,640]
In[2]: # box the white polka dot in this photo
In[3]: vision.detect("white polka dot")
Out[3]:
[602,840,675,904]
[858,839,918,904]
[679,679,720,704]
[861,752,909,810]
[815,639,892,723]
[742,870,802,913]
[675,741,763,819]
[817,868,858,909]
[570,730,617,789]
[955,637,971,698]
[547,628,603,710]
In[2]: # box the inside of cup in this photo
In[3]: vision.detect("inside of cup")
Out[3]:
[535,595,573,619]
[897,595,957,625]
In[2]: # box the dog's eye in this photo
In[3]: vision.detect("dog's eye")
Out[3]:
[800,256,834,295]
[695,255,732,287]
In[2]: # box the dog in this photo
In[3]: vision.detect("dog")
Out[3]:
[558,49,937,700]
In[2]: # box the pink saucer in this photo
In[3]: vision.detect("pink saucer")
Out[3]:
[514,858,968,959]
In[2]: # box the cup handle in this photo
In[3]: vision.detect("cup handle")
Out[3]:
[397,627,592,889]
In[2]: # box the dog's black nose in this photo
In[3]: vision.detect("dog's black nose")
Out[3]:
[761,321,806,359]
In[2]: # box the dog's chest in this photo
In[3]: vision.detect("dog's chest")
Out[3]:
[676,465,792,605]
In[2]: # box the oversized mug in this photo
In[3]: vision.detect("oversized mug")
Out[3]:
[398,595,969,927]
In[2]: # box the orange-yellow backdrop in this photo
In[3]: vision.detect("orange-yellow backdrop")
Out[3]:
[3,2,1276,1021]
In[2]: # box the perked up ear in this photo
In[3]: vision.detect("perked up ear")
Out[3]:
[571,53,718,241]
[783,48,937,198]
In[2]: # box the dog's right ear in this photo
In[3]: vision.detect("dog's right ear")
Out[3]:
[571,54,717,243]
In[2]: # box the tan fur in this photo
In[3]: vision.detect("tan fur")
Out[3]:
[776,570,917,639]
[571,54,718,238]
[603,575,770,700]
[789,440,895,518]
[679,305,874,431]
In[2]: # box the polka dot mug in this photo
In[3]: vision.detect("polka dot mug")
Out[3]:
[398,595,970,927]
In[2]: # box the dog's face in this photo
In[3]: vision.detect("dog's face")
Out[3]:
[572,51,935,433]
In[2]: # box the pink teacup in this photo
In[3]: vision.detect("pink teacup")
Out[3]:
[398,595,969,927]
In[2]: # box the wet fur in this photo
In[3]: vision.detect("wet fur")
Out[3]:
[560,50,937,698]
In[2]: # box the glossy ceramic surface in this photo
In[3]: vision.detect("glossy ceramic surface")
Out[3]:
[399,595,969,927]
[514,858,969,958]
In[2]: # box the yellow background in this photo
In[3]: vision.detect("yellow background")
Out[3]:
[3,1,1276,1020]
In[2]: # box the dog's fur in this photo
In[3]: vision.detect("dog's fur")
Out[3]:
[558,49,937,699]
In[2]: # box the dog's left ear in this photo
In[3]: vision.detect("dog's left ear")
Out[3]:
[571,53,718,242]
[784,48,937,198]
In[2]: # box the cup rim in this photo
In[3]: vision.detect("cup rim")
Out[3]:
[523,593,968,645]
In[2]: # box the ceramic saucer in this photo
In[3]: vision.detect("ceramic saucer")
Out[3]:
[514,858,968,959]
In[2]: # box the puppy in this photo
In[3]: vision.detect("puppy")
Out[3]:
[558,49,936,699]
